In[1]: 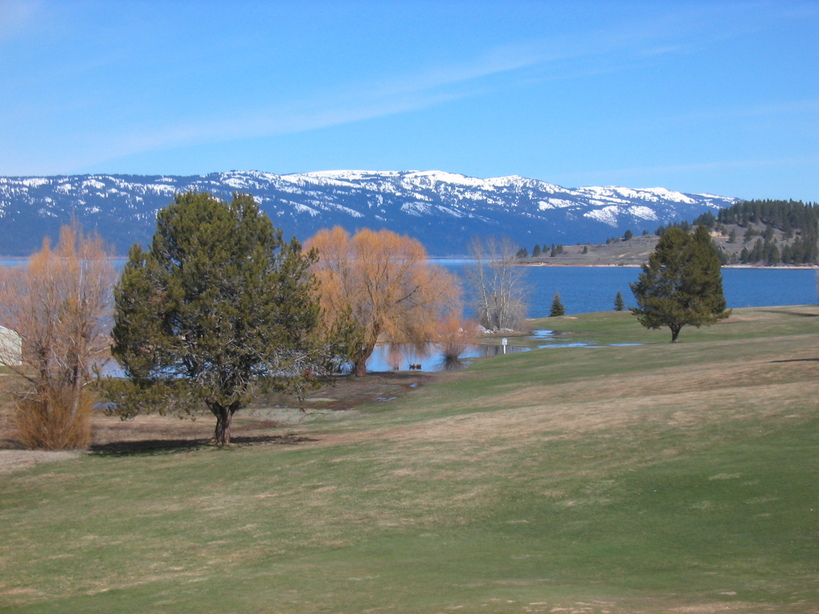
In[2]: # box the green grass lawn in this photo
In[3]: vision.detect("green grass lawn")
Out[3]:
[1,306,817,613]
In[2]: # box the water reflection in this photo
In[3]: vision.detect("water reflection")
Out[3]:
[364,342,530,373]
[530,328,588,348]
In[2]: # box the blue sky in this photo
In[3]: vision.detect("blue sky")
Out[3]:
[1,1,817,200]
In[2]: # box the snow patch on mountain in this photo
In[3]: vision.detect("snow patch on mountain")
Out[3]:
[538,199,576,210]
[627,205,659,220]
[293,203,319,216]
[401,202,432,216]
[584,206,621,226]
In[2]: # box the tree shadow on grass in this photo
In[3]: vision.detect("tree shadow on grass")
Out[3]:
[89,433,318,457]
[771,358,819,363]
[759,308,819,318]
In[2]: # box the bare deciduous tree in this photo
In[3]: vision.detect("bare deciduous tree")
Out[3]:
[437,313,474,370]
[467,236,528,331]
[0,224,116,449]
[306,227,461,376]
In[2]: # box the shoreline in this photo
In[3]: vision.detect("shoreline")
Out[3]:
[0,256,815,271]
[515,262,818,270]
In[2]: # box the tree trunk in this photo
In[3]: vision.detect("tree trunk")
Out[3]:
[352,340,376,377]
[670,325,681,343]
[212,404,233,445]
[353,359,368,377]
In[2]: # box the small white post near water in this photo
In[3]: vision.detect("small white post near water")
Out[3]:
[502,337,507,355]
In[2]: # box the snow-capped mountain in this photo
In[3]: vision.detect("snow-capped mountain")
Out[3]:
[0,170,736,256]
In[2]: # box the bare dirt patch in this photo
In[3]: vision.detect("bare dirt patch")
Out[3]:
[255,370,435,411]
[0,371,435,471]
[0,449,81,473]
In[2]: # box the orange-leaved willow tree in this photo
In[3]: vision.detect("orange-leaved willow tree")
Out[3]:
[305,227,461,376]
[0,224,116,449]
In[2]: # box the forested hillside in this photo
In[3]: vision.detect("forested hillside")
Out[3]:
[692,199,818,265]
[516,199,819,267]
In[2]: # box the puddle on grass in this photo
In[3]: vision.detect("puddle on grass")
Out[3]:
[530,329,558,340]
[364,343,530,373]
[530,329,642,350]
[531,329,592,349]
[362,330,643,373]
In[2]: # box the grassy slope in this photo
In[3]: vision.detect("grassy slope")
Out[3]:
[1,307,817,613]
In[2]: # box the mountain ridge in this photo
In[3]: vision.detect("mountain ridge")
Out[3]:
[0,170,737,256]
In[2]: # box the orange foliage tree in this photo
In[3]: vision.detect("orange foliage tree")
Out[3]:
[305,227,461,376]
[437,313,475,370]
[0,224,116,449]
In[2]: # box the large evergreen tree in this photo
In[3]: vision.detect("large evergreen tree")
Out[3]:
[111,192,321,444]
[630,225,730,342]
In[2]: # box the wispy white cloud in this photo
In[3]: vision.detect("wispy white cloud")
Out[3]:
[79,25,701,168]
[62,43,565,169]
[7,0,815,177]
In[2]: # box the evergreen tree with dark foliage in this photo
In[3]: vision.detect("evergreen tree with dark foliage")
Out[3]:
[111,191,322,445]
[630,225,730,342]
[693,211,716,228]
[614,291,625,311]
[549,292,565,317]
[717,199,818,264]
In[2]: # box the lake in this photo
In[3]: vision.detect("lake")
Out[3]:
[436,260,818,319]
[1,259,813,317]
[368,262,817,371]
[2,258,815,372]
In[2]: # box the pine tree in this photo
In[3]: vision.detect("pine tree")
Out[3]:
[549,292,565,317]
[111,192,322,445]
[614,291,625,311]
[630,225,730,342]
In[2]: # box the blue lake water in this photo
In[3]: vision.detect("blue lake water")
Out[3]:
[367,264,817,371]
[3,258,815,372]
[2,259,812,318]
[365,342,529,373]
[436,261,818,319]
